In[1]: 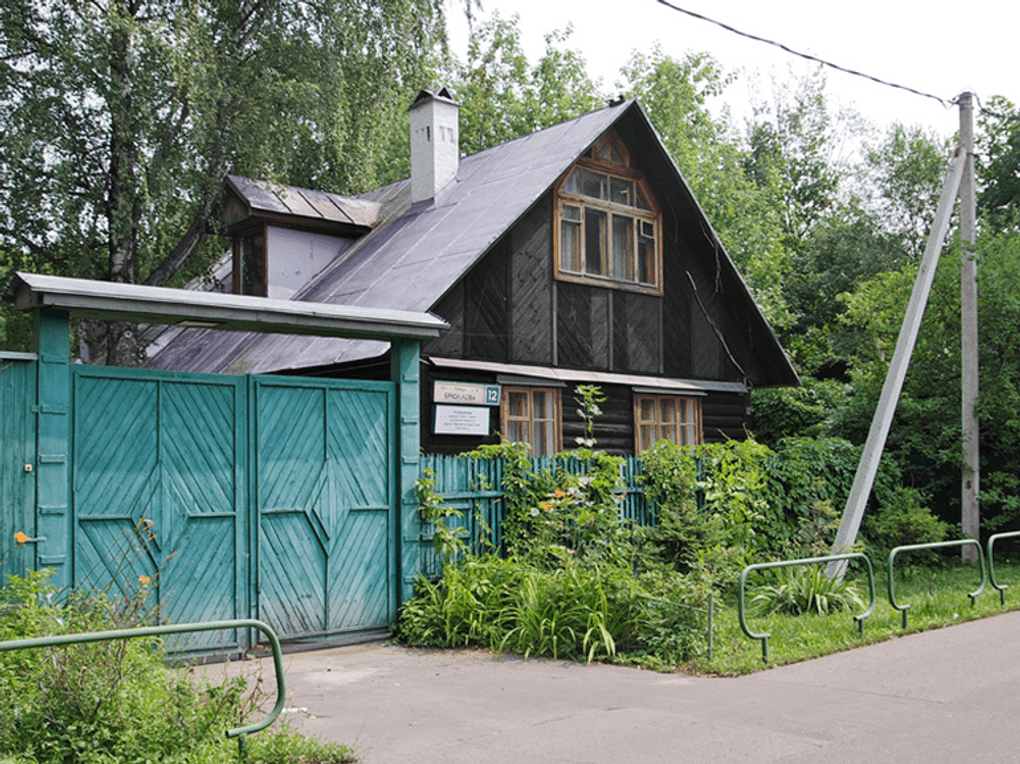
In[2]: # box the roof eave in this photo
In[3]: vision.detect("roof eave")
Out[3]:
[4,272,448,341]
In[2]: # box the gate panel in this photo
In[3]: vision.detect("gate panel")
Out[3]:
[0,357,36,584]
[254,378,393,640]
[72,369,245,651]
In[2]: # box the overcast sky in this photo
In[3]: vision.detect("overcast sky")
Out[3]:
[447,0,1017,143]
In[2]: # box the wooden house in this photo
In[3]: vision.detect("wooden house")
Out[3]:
[147,89,798,456]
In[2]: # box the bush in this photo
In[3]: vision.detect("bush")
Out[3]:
[0,569,355,764]
[864,485,949,559]
[750,565,866,616]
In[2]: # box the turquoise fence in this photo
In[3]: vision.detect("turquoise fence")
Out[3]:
[418,454,653,577]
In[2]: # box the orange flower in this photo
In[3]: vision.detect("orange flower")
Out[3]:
[14,531,30,545]
[539,502,552,510]
[554,489,567,498]
[138,576,151,585]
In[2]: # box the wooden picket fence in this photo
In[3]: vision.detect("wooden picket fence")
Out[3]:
[417,453,653,577]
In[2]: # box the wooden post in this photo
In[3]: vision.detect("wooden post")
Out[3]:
[33,310,72,591]
[960,92,980,562]
[391,339,422,611]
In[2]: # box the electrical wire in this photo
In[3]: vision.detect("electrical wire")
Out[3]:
[653,0,1020,123]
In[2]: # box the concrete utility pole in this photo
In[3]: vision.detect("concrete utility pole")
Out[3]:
[829,92,984,573]
[960,92,980,563]
[827,147,966,578]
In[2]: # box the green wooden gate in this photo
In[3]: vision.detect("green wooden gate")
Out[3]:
[66,367,401,651]
[253,377,395,642]
[72,367,247,652]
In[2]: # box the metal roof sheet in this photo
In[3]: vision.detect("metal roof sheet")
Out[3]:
[147,100,797,385]
[225,175,381,228]
[4,272,447,341]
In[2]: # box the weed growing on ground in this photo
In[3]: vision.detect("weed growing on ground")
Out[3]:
[0,569,355,764]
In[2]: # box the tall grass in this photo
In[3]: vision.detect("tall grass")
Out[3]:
[0,569,355,764]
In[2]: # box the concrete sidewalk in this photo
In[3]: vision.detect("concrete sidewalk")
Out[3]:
[243,611,1020,763]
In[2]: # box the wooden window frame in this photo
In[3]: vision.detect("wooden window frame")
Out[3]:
[633,394,703,453]
[553,133,662,296]
[501,386,563,457]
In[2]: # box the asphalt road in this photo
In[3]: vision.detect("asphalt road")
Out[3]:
[235,610,1020,763]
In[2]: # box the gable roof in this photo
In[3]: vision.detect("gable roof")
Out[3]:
[147,100,797,386]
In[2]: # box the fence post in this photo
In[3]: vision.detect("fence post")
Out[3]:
[33,310,72,592]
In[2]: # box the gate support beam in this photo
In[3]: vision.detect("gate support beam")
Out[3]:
[33,309,71,590]
[392,339,422,613]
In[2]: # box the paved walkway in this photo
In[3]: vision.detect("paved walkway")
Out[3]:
[240,611,1020,763]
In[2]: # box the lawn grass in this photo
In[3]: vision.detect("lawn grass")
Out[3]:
[683,557,1020,675]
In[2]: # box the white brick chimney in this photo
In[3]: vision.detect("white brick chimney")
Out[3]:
[408,87,460,203]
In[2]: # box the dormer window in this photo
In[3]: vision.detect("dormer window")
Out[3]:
[234,225,267,297]
[554,132,662,295]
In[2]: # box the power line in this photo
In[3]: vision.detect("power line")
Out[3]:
[654,0,957,108]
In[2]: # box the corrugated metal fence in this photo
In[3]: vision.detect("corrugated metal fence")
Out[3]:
[418,454,653,577]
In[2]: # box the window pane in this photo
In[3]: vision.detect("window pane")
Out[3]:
[585,208,606,274]
[560,219,580,272]
[582,169,607,200]
[612,215,633,280]
[640,424,655,451]
[638,223,655,284]
[660,398,676,424]
[535,420,555,457]
[241,232,265,296]
[562,204,582,222]
[565,168,583,194]
[640,398,656,422]
[534,390,553,419]
[636,186,652,210]
[508,420,528,444]
[610,177,634,206]
[509,391,529,418]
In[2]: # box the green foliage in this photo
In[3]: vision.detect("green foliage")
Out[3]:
[749,379,847,445]
[573,384,606,448]
[452,12,602,156]
[863,486,949,559]
[397,555,712,665]
[750,564,866,616]
[0,0,445,362]
[0,569,354,764]
[416,467,469,564]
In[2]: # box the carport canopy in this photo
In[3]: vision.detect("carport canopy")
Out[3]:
[3,272,448,341]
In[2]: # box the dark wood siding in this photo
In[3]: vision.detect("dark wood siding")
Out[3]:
[465,238,509,361]
[556,283,610,370]
[561,383,634,456]
[612,291,660,374]
[423,282,465,358]
[510,197,554,365]
[702,391,751,443]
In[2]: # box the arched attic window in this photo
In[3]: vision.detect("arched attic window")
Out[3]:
[554,130,662,295]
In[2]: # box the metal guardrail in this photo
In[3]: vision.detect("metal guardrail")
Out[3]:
[0,618,286,756]
[738,553,876,663]
[986,531,1020,604]
[887,540,986,628]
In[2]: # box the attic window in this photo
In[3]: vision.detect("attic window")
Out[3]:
[555,133,661,295]
[233,227,266,297]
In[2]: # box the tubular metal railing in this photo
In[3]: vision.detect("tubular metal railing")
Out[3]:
[887,540,986,628]
[986,530,1020,604]
[738,553,877,663]
[0,618,286,756]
